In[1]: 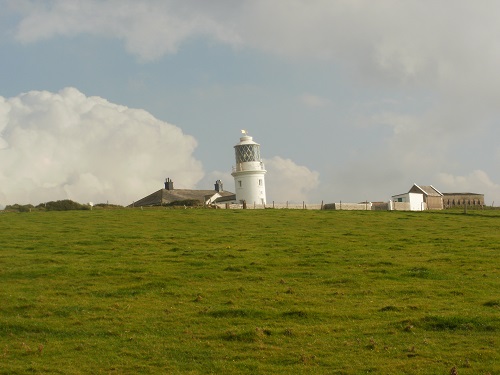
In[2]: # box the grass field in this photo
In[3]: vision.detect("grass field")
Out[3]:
[0,208,498,374]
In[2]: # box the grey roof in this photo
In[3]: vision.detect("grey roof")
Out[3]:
[130,188,236,207]
[410,184,443,197]
[442,192,483,196]
[419,185,442,197]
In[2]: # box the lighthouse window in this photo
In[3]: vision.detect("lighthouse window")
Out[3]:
[235,144,261,163]
[238,180,242,187]
[259,179,262,186]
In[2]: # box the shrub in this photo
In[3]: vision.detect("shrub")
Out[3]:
[4,204,35,212]
[94,203,123,209]
[36,200,90,211]
[165,199,202,207]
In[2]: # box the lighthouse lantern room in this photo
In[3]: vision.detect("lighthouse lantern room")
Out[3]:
[231,130,267,205]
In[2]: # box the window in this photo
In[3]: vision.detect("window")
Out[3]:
[259,179,262,186]
[238,180,242,187]
[235,144,261,163]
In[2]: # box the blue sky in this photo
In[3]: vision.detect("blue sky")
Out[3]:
[1,0,500,206]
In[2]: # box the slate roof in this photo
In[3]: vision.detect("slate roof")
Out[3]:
[130,188,236,207]
[442,192,483,196]
[410,184,443,197]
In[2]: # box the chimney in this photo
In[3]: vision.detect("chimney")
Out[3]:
[215,179,223,192]
[164,178,174,190]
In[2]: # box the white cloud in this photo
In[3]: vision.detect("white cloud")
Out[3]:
[264,156,319,203]
[437,170,500,205]
[10,0,241,61]
[0,87,203,206]
[371,111,420,136]
[9,1,500,91]
[10,1,500,109]
[195,170,233,192]
[300,93,329,109]
[9,1,500,112]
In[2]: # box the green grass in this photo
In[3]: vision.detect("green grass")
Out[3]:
[0,209,499,374]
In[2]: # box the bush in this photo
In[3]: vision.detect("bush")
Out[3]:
[4,204,35,212]
[36,200,90,211]
[165,199,202,207]
[94,203,123,209]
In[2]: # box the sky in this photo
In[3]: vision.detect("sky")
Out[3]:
[1,0,500,207]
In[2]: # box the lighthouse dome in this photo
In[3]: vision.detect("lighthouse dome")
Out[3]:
[234,136,262,164]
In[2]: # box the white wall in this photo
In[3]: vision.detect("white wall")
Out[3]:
[233,171,266,205]
[391,192,425,211]
[408,193,425,211]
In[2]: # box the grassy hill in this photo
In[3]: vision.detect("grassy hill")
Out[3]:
[0,209,498,374]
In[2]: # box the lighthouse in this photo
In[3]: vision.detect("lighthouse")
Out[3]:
[231,130,267,206]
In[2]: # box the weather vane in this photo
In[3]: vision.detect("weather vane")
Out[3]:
[241,129,247,135]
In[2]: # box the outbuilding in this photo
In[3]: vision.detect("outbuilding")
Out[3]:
[443,193,484,208]
[391,184,443,211]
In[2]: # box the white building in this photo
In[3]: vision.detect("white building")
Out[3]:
[231,131,267,205]
[391,192,425,211]
[391,184,443,211]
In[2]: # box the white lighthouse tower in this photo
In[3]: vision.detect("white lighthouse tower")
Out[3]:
[231,130,267,206]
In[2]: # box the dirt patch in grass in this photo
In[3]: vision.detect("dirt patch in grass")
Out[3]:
[483,300,500,308]
[205,309,265,319]
[420,315,498,332]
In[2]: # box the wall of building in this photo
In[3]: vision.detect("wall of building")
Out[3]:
[425,196,443,210]
[390,193,425,211]
[391,201,412,211]
[443,194,484,207]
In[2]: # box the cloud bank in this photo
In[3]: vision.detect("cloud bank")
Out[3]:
[0,88,318,207]
[264,157,319,203]
[0,88,203,205]
[10,1,500,88]
[10,0,242,61]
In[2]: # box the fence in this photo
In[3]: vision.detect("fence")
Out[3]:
[214,201,377,210]
[214,202,323,210]
[129,200,487,211]
[323,202,373,210]
[215,201,423,211]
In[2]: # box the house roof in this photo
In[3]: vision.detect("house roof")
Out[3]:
[410,184,443,197]
[130,188,235,207]
[442,192,483,196]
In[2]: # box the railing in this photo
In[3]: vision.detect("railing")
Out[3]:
[232,162,265,173]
